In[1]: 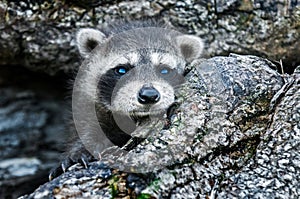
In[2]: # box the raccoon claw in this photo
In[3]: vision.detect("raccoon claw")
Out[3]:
[61,158,73,173]
[49,153,94,180]
[80,153,90,168]
[48,158,72,181]
[49,165,63,181]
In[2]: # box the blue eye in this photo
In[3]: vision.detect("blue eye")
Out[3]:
[161,69,169,74]
[115,67,127,75]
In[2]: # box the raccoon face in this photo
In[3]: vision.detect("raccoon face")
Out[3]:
[76,26,204,119]
[98,50,186,118]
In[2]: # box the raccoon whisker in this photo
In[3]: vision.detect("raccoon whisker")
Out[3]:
[128,111,137,122]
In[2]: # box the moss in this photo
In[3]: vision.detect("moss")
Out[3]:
[137,193,154,199]
[149,179,161,192]
[108,175,120,197]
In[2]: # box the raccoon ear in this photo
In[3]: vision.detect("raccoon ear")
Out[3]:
[76,28,107,57]
[176,35,204,62]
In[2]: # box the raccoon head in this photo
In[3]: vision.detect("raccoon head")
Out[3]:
[76,26,203,120]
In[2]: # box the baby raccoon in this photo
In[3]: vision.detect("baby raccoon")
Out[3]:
[50,20,203,179]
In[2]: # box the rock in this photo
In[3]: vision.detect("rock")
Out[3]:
[0,66,67,198]
[20,55,300,198]
[0,0,299,75]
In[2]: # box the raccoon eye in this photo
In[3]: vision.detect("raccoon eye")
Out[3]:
[115,66,128,75]
[160,68,169,74]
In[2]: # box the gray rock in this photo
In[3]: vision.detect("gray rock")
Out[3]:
[0,0,299,75]
[0,67,67,198]
[20,54,300,198]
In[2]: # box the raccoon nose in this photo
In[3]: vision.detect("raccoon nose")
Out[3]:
[138,86,160,104]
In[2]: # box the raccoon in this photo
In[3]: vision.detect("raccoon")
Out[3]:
[50,20,203,179]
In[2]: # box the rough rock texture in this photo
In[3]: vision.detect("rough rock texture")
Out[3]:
[0,66,68,198]
[20,54,300,198]
[0,0,299,75]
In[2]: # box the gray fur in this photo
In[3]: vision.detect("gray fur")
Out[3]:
[61,20,204,171]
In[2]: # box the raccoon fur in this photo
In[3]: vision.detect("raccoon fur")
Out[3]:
[50,19,203,179]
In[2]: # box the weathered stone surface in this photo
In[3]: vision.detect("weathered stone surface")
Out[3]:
[20,55,300,198]
[219,69,300,198]
[0,0,299,75]
[0,66,67,198]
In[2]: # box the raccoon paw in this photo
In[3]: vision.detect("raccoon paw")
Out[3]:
[49,151,95,181]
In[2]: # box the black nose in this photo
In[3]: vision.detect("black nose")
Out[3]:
[138,86,160,104]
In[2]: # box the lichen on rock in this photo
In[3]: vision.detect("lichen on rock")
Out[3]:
[20,54,300,198]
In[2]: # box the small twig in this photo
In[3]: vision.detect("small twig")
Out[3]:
[279,59,285,74]
[274,59,285,74]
